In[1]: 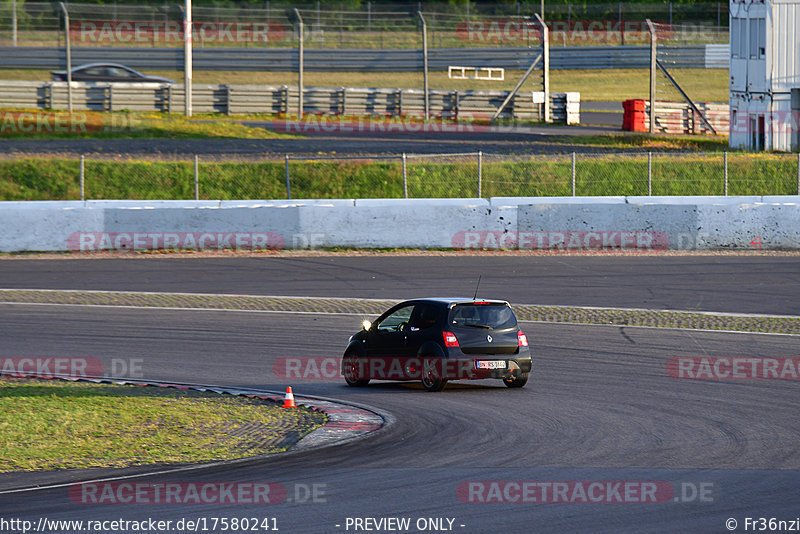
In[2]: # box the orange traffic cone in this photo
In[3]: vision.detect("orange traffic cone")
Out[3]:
[283,386,296,408]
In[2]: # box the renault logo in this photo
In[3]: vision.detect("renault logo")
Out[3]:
[487,335,493,342]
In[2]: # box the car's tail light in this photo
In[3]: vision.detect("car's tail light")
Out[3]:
[517,330,528,347]
[442,331,460,347]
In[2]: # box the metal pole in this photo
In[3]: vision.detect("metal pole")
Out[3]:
[294,9,304,119]
[656,60,717,134]
[478,151,483,198]
[11,0,17,47]
[194,155,199,200]
[724,151,728,196]
[490,53,542,123]
[80,155,85,201]
[285,154,291,199]
[538,13,549,123]
[647,19,657,134]
[571,152,576,196]
[402,153,409,197]
[417,11,429,121]
[58,3,72,114]
[647,151,652,196]
[797,152,799,195]
[184,0,192,117]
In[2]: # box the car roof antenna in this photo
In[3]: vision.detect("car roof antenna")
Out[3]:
[473,275,482,301]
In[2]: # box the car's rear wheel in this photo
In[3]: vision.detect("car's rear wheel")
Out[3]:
[421,359,447,392]
[343,351,369,387]
[503,371,529,388]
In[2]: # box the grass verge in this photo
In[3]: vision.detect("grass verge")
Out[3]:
[0,378,325,472]
[1,152,797,200]
[0,110,298,140]
[548,133,731,152]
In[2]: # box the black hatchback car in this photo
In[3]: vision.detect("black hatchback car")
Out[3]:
[342,298,532,391]
[51,63,175,84]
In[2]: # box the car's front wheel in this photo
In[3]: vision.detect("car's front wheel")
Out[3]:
[503,371,529,388]
[343,351,370,387]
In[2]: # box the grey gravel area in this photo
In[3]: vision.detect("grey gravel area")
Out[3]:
[1,289,796,335]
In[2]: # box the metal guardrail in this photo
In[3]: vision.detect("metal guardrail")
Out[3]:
[648,101,729,135]
[0,45,729,71]
[0,81,580,123]
[703,44,729,68]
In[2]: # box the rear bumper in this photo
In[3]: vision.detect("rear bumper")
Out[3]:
[343,350,532,381]
[444,346,531,380]
[424,354,532,380]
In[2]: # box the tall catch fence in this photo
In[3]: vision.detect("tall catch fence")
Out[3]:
[0,2,728,49]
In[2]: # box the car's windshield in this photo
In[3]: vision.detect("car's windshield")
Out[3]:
[449,303,517,330]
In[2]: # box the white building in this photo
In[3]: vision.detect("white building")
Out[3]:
[729,0,800,151]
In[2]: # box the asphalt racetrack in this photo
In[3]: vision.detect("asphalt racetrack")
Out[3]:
[1,255,799,533]
[0,125,620,158]
[0,255,798,315]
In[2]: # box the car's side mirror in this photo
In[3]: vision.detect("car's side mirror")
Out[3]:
[361,320,372,331]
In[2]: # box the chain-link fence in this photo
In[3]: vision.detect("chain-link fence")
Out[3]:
[651,21,719,108]
[0,1,729,49]
[2,151,800,201]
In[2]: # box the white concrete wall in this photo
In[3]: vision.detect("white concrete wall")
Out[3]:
[1,198,799,252]
[697,201,800,249]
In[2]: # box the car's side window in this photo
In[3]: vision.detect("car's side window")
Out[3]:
[408,303,440,331]
[376,305,414,332]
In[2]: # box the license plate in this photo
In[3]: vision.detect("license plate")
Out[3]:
[476,360,506,370]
